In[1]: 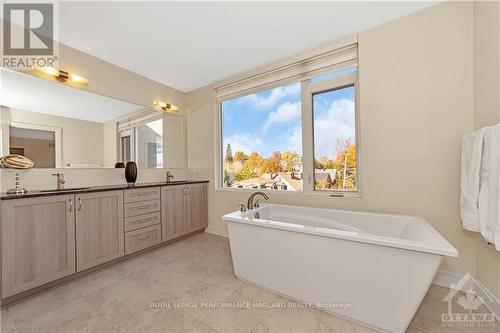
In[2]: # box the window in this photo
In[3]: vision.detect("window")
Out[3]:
[119,115,163,168]
[221,82,303,191]
[135,118,163,168]
[216,40,359,195]
[312,84,357,192]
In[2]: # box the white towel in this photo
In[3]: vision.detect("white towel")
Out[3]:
[460,128,484,232]
[478,125,500,251]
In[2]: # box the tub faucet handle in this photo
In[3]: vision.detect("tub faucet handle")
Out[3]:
[237,204,247,212]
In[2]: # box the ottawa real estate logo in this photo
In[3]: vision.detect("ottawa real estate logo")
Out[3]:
[441,273,499,328]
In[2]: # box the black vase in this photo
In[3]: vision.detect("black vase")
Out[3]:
[125,161,137,185]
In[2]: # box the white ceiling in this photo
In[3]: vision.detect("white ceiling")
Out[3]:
[0,69,144,123]
[58,1,440,92]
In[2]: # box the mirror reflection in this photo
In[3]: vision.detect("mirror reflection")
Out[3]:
[0,69,165,169]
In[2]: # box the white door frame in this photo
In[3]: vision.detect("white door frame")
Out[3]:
[5,121,62,168]
[119,127,135,163]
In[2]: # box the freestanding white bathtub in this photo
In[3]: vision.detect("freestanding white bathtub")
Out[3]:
[223,204,458,333]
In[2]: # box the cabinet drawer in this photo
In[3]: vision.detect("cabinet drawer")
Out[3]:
[124,187,160,203]
[124,225,161,255]
[125,212,160,232]
[124,199,160,217]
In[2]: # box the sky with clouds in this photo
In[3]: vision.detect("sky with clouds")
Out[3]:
[221,81,355,159]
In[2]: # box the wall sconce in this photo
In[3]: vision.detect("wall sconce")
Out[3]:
[154,100,179,112]
[34,66,89,85]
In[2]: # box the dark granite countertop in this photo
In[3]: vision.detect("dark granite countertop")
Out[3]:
[0,180,209,200]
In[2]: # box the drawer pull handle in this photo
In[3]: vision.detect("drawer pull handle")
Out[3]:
[137,234,152,241]
[78,198,82,211]
[69,198,73,212]
[131,191,156,197]
[133,204,156,210]
[132,216,156,225]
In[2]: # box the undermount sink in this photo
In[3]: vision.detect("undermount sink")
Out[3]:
[39,187,90,193]
[164,181,186,184]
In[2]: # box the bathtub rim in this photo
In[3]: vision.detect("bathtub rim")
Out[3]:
[223,203,459,258]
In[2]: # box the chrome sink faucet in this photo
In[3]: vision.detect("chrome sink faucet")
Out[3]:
[51,173,65,190]
[246,192,269,210]
[166,171,174,183]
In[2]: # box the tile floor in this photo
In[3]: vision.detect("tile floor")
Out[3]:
[1,232,498,333]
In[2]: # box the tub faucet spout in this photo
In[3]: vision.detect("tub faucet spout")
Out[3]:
[247,192,269,210]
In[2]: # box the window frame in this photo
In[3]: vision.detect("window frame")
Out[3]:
[306,72,361,197]
[214,71,360,198]
[118,113,164,168]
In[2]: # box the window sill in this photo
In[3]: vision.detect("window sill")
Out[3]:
[215,186,361,199]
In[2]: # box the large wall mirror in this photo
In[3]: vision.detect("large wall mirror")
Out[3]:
[0,69,168,169]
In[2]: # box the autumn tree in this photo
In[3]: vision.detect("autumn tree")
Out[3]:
[235,152,263,181]
[282,151,300,173]
[223,170,234,187]
[225,144,234,163]
[314,158,322,170]
[318,156,335,170]
[261,151,283,179]
[333,138,356,190]
[234,151,248,163]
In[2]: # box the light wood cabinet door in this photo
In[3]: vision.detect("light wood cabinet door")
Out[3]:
[75,190,124,271]
[1,195,76,298]
[186,184,208,232]
[161,185,187,241]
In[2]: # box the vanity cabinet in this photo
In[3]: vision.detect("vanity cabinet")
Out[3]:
[186,183,208,232]
[161,185,187,241]
[1,181,208,301]
[161,183,208,241]
[75,190,124,271]
[1,195,76,298]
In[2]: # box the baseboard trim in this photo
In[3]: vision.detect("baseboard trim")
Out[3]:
[205,225,228,237]
[432,271,463,290]
[433,271,500,320]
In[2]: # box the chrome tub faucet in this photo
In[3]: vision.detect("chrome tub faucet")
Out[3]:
[246,192,269,210]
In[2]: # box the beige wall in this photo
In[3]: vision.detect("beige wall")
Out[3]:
[186,1,477,281]
[473,0,500,298]
[102,119,118,168]
[473,0,500,129]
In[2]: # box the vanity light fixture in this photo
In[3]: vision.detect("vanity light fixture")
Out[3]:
[34,66,89,85]
[154,100,179,112]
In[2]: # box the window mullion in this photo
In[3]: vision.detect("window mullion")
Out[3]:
[301,80,314,194]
